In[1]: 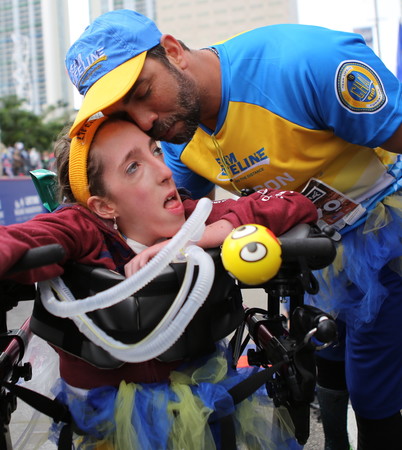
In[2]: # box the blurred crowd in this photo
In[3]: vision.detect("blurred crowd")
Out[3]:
[0,142,55,177]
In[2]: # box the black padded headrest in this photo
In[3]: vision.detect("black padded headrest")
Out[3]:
[30,248,244,368]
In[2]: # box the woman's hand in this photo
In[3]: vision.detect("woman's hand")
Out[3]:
[124,219,233,277]
[124,240,170,277]
[196,219,233,248]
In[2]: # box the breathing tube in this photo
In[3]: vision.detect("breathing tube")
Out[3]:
[39,198,215,362]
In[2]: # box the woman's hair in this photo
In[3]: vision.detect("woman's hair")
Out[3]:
[55,116,128,204]
[54,127,75,203]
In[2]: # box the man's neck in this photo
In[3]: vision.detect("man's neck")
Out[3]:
[194,48,222,131]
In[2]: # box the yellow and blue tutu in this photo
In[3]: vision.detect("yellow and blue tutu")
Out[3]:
[49,341,298,449]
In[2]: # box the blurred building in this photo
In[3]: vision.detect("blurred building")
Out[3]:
[87,0,298,47]
[88,0,156,21]
[0,0,73,116]
[156,0,298,47]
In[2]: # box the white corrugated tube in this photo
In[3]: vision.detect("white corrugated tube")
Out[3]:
[38,198,216,362]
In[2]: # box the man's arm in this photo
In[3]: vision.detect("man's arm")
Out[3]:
[205,186,216,200]
[381,123,402,154]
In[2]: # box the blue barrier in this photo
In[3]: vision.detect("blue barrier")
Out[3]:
[0,177,46,225]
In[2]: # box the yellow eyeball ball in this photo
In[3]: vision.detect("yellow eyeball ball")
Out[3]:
[221,224,282,285]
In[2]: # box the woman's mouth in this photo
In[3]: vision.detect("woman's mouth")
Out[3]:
[164,194,176,207]
[164,192,184,214]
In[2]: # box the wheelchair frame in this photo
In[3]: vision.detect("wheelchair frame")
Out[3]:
[0,224,337,449]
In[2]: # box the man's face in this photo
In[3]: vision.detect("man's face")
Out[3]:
[104,57,201,144]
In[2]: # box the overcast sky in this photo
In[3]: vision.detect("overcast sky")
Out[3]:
[297,0,401,74]
[68,0,89,42]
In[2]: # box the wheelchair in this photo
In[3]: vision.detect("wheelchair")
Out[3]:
[0,221,337,449]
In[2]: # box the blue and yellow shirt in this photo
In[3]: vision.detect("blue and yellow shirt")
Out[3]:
[162,24,402,200]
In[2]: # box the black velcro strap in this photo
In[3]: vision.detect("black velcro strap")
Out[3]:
[58,423,73,450]
[1,381,72,424]
[219,415,237,449]
[228,361,283,405]
[211,361,284,448]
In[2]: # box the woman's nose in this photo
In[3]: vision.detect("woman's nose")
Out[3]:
[154,158,173,183]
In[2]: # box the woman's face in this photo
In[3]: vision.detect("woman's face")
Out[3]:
[92,120,185,246]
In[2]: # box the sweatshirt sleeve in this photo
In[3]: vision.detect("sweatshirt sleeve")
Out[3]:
[0,207,114,284]
[184,188,318,237]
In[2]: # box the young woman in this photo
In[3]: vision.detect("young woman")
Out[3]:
[0,116,317,448]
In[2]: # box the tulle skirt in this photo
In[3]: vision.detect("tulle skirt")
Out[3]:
[307,191,402,327]
[49,342,298,449]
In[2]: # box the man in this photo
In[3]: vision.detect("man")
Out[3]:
[66,9,402,449]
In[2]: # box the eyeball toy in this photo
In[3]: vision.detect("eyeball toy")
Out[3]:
[221,224,282,285]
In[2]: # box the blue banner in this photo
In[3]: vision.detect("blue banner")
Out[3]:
[0,177,46,225]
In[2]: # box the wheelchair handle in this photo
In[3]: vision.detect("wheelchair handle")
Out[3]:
[7,244,65,275]
[280,236,336,270]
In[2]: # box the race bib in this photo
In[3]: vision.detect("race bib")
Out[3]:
[302,178,366,231]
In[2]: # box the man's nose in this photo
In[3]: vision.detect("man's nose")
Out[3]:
[128,107,158,132]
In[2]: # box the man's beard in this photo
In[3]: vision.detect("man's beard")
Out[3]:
[149,67,201,144]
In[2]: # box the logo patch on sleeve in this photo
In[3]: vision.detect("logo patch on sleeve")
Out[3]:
[335,61,387,113]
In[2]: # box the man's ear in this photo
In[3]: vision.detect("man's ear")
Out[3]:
[160,34,187,68]
[87,196,117,220]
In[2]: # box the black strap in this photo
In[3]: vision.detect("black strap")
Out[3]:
[1,381,77,449]
[228,361,283,405]
[213,360,284,449]
[58,423,73,450]
[1,381,72,424]
[219,415,237,449]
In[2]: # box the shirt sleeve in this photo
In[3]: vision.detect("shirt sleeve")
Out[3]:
[291,28,402,147]
[184,188,318,237]
[162,141,215,198]
[0,207,113,284]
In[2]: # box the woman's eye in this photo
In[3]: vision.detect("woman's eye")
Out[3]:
[153,146,163,157]
[126,162,139,174]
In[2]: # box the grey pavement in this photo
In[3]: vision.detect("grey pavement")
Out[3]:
[5,291,357,449]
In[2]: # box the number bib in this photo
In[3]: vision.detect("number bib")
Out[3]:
[302,178,366,231]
